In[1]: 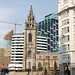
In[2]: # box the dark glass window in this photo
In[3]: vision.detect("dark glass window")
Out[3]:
[36,26,37,32]
[56,20,58,23]
[37,32,41,35]
[56,37,58,41]
[51,29,53,34]
[53,26,55,30]
[51,35,53,40]
[28,51,31,57]
[39,22,41,24]
[56,31,58,35]
[53,38,55,42]
[54,20,55,24]
[41,31,44,35]
[45,20,47,23]
[42,21,44,24]
[45,23,47,32]
[48,45,50,50]
[56,24,58,29]
[28,33,32,42]
[42,24,44,30]
[32,25,34,28]
[30,24,31,27]
[68,35,69,41]
[27,24,29,27]
[39,24,41,31]
[48,39,50,44]
[51,48,53,52]
[51,41,53,46]
[53,32,55,36]
[51,20,53,28]
[54,44,56,49]
[48,33,50,37]
[48,22,50,31]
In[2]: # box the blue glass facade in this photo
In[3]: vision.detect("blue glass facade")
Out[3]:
[37,13,58,52]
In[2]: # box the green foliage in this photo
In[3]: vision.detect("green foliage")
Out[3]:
[32,66,36,71]
[25,69,31,72]
[38,66,43,71]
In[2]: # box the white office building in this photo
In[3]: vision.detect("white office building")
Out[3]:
[9,33,24,70]
[37,35,47,53]
[58,0,75,75]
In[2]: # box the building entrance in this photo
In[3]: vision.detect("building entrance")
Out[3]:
[64,66,70,75]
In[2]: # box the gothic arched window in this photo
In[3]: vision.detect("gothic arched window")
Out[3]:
[29,62,31,69]
[28,33,32,42]
[27,24,29,28]
[38,62,41,68]
[28,51,31,57]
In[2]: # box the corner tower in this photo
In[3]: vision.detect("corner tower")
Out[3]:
[23,4,36,70]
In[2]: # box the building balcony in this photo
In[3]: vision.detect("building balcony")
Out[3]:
[37,39,47,41]
[37,36,47,38]
[11,55,23,57]
[12,49,23,51]
[9,64,22,68]
[37,47,47,49]
[37,50,47,52]
[37,44,47,47]
[12,46,24,48]
[12,52,23,54]
[12,38,24,40]
[9,68,22,70]
[12,44,24,46]
[37,42,47,44]
[11,58,23,60]
[12,41,24,43]
[12,35,24,38]
[11,61,23,62]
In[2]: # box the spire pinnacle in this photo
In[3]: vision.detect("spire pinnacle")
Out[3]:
[30,3,32,6]
[30,3,32,12]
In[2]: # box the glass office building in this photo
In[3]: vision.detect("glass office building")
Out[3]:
[37,13,58,52]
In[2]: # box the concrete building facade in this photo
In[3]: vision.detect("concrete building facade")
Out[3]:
[0,48,11,72]
[58,0,75,75]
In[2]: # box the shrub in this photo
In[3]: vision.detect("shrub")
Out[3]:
[25,69,31,72]
[32,66,36,71]
[38,66,43,71]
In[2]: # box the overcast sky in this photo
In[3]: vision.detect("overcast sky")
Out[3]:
[0,0,59,48]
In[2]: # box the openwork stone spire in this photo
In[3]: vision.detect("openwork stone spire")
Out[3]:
[25,4,36,29]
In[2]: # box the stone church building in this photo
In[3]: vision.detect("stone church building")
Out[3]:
[22,5,59,71]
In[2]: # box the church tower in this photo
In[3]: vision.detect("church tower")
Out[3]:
[23,4,36,70]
